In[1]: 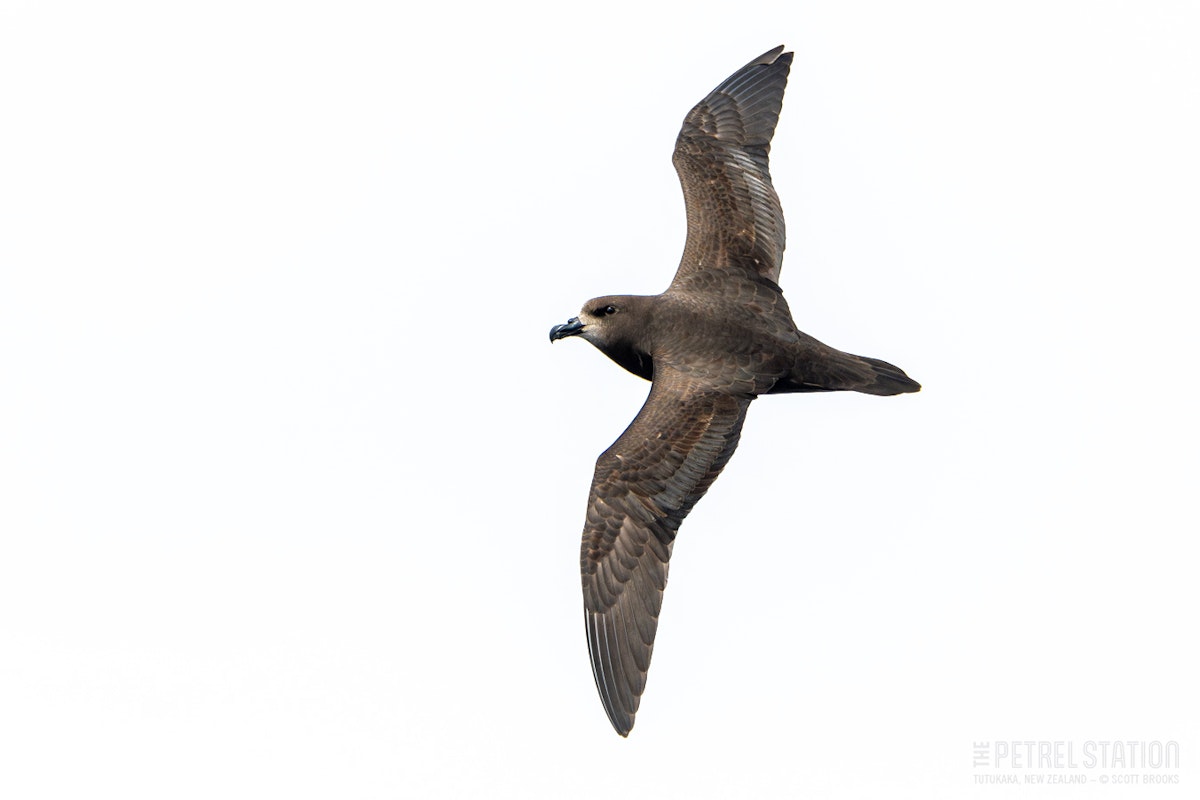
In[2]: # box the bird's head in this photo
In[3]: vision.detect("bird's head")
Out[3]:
[549,295,655,380]
[548,296,643,347]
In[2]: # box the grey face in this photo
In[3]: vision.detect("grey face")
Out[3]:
[549,300,620,343]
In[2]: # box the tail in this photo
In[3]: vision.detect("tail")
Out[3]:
[854,356,921,396]
[768,349,921,396]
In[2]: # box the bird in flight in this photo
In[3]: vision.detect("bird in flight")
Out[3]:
[550,45,920,736]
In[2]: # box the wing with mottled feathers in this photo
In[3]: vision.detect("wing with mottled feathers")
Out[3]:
[670,46,792,291]
[580,367,752,736]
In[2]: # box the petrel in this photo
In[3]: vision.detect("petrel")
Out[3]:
[550,45,920,737]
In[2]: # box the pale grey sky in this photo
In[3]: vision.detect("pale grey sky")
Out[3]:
[2,1,1197,797]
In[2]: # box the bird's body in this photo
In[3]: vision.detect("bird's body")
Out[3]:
[550,46,919,736]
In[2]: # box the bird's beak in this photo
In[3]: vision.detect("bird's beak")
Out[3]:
[549,317,585,343]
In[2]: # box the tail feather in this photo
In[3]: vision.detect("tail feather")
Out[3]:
[768,349,921,396]
[857,355,921,396]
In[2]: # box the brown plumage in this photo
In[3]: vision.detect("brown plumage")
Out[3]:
[550,45,920,737]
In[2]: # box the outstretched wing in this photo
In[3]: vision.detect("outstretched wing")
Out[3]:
[670,46,792,291]
[581,367,752,736]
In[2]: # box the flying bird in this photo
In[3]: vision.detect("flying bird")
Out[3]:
[550,45,920,737]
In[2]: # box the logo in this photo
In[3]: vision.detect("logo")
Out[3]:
[971,740,1180,786]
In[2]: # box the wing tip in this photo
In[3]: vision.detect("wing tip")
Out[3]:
[585,608,641,737]
[723,46,793,91]
[751,44,787,62]
[749,45,793,69]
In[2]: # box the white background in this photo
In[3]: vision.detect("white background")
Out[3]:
[2,1,1197,797]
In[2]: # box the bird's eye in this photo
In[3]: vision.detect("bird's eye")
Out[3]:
[601,305,617,316]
